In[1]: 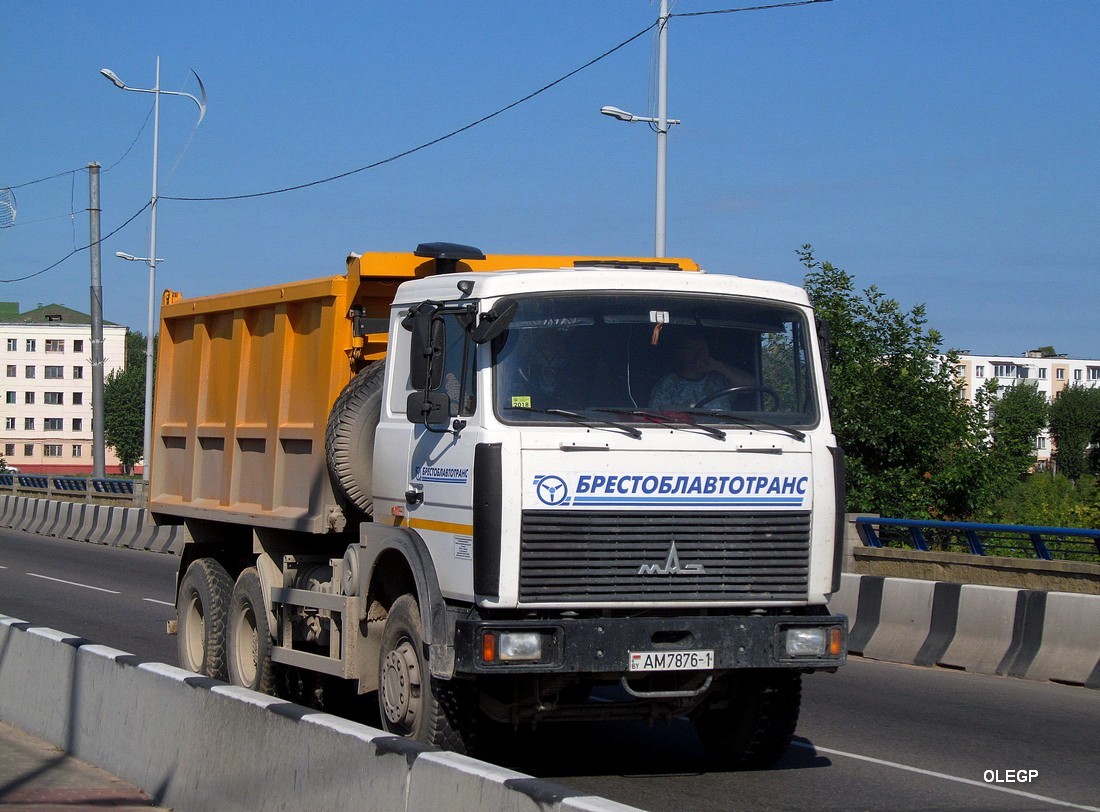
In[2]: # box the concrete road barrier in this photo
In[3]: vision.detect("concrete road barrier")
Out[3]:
[938,584,1021,675]
[829,575,1100,688]
[13,496,36,533]
[0,615,640,812]
[0,494,184,554]
[1025,591,1100,688]
[135,520,185,555]
[35,498,56,535]
[858,577,936,664]
[106,506,144,549]
[73,503,102,542]
[43,499,70,537]
[95,505,118,544]
[58,501,87,540]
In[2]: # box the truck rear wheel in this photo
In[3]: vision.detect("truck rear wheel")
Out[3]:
[325,361,385,517]
[693,670,802,770]
[177,558,233,680]
[378,594,476,754]
[227,568,275,694]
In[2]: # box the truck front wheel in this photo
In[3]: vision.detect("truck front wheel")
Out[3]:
[378,594,476,754]
[227,568,275,694]
[693,670,802,770]
[177,558,233,681]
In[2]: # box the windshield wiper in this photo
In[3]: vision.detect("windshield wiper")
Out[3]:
[683,410,806,442]
[595,408,726,441]
[506,406,642,439]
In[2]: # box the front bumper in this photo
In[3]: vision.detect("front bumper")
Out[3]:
[453,612,847,675]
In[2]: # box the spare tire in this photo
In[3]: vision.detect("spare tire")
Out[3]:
[326,361,385,517]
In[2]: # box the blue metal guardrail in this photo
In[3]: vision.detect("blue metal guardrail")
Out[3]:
[0,474,134,495]
[856,516,1100,563]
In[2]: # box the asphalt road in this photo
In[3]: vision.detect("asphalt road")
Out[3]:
[0,528,178,664]
[1,528,1097,812]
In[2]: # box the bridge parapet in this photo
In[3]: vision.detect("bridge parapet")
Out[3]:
[0,475,140,506]
[844,515,1099,595]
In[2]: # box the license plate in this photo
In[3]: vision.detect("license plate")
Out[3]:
[629,649,715,672]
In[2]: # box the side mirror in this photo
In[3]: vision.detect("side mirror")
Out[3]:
[409,310,446,391]
[406,390,451,425]
[471,297,517,344]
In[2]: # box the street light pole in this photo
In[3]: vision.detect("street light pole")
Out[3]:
[655,0,670,258]
[601,0,678,257]
[101,57,205,482]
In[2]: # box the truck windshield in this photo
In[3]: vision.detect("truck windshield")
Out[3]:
[492,293,818,430]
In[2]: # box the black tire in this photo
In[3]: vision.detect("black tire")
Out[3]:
[325,361,385,517]
[176,558,233,681]
[227,567,275,694]
[377,594,477,754]
[693,670,802,770]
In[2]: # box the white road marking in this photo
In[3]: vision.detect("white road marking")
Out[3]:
[791,741,1099,811]
[142,598,175,607]
[26,573,120,594]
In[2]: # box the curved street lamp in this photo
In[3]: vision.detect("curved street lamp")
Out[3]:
[101,57,206,482]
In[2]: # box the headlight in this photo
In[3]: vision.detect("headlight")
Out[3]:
[498,632,543,661]
[784,627,827,657]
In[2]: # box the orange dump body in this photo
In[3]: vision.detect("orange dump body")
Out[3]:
[149,251,699,534]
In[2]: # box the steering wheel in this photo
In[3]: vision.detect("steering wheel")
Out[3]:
[693,385,781,411]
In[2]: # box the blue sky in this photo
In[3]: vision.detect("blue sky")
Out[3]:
[3,1,1098,358]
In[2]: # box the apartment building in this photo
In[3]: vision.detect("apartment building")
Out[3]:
[955,349,1100,466]
[0,302,128,474]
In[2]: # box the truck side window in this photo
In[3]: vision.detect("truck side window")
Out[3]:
[441,313,476,416]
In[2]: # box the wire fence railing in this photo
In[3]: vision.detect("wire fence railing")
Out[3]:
[0,474,137,504]
[855,517,1100,564]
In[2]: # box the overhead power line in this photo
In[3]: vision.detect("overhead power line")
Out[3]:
[4,105,152,193]
[672,0,832,17]
[0,201,150,283]
[6,168,84,192]
[162,1,830,204]
[162,22,660,203]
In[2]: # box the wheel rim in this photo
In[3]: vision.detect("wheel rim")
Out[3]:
[181,591,205,672]
[381,639,422,731]
[232,602,258,686]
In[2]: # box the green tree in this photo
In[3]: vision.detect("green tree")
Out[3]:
[988,381,1048,480]
[126,330,157,373]
[988,472,1100,529]
[799,246,993,519]
[1049,385,1100,480]
[103,365,145,475]
[126,330,147,370]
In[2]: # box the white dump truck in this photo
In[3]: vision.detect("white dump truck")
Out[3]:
[153,243,847,765]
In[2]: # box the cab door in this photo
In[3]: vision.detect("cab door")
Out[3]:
[403,307,483,601]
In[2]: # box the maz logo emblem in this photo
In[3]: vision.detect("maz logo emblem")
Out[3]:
[638,541,705,575]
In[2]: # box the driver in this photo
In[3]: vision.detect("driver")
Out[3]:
[649,331,750,410]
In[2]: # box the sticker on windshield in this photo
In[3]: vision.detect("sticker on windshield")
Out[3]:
[511,395,532,408]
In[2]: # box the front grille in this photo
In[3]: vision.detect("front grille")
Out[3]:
[519,510,810,603]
